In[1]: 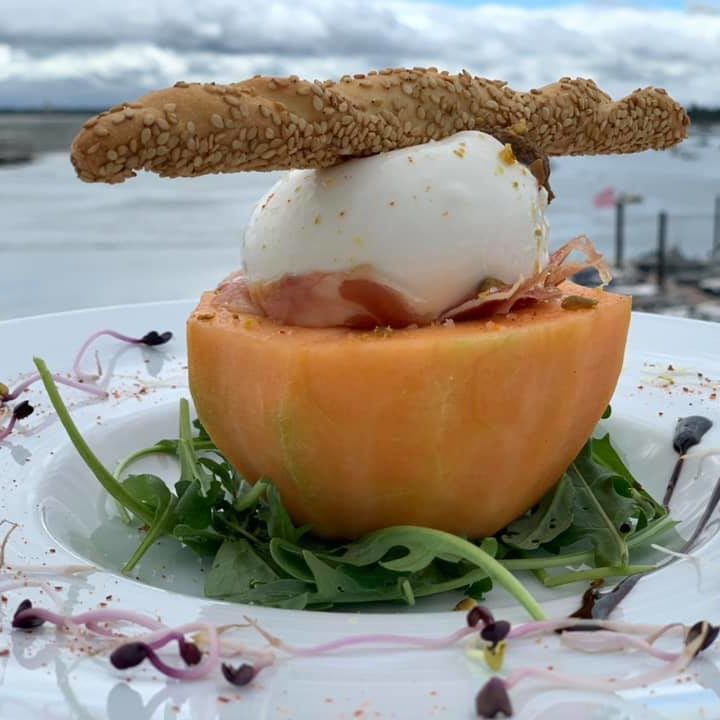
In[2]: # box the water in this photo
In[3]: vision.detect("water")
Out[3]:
[1,116,719,321]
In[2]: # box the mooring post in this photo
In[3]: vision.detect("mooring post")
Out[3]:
[614,199,625,270]
[657,210,668,292]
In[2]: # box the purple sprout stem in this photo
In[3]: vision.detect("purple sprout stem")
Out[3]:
[14,606,165,634]
[72,329,143,381]
[508,618,685,641]
[0,415,18,442]
[505,643,695,693]
[0,579,65,608]
[247,616,477,657]
[559,629,680,662]
[135,623,221,681]
[2,373,107,404]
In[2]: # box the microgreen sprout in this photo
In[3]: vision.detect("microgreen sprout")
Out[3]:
[0,519,19,567]
[12,599,46,630]
[110,641,148,669]
[3,578,719,716]
[178,638,203,666]
[686,620,719,656]
[2,327,171,446]
[480,620,510,648]
[73,328,172,381]
[110,638,206,679]
[475,677,513,719]
[221,663,257,686]
[467,605,495,627]
[0,401,34,442]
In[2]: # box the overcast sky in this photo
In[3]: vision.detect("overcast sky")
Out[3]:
[0,0,718,109]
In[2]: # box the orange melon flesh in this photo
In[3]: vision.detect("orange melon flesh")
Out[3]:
[188,282,631,539]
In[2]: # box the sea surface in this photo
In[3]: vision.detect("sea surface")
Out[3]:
[1,114,719,321]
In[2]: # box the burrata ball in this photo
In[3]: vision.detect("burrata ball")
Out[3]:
[241,131,550,327]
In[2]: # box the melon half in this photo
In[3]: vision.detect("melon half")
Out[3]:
[187,282,631,539]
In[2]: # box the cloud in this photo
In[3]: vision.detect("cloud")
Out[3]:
[0,1,718,108]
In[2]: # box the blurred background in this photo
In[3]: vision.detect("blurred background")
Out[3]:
[1,0,719,321]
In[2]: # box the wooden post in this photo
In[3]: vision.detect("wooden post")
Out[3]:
[657,211,668,292]
[614,200,625,270]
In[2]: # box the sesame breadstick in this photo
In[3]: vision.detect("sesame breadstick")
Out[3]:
[70,68,689,184]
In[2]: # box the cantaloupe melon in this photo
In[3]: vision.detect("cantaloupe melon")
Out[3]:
[187,282,631,539]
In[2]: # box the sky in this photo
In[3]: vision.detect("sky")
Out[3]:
[0,0,718,109]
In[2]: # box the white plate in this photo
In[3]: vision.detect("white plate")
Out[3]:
[1,300,720,720]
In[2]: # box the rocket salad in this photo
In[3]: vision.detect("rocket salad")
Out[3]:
[34,357,677,619]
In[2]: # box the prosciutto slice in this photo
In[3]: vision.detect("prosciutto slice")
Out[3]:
[441,235,611,322]
[212,236,610,329]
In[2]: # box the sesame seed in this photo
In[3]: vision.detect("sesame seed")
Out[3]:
[186,121,196,133]
[106,149,118,161]
[157,132,170,146]
[211,113,224,128]
[94,126,110,137]
[140,128,152,145]
[312,96,324,112]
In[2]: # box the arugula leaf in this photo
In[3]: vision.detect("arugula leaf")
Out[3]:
[172,524,223,555]
[177,398,215,496]
[205,539,313,608]
[591,433,665,523]
[258,483,311,544]
[501,475,575,550]
[40,375,674,617]
[205,539,280,597]
[559,444,633,566]
[122,493,177,573]
[120,474,171,518]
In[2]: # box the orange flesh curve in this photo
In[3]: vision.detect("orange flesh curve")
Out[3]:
[187,282,631,540]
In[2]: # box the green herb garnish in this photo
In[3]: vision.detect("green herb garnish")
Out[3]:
[34,357,677,619]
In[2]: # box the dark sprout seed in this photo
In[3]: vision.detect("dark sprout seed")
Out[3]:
[12,599,45,629]
[673,417,713,455]
[481,620,511,647]
[140,330,173,346]
[12,401,34,421]
[475,677,513,718]
[178,639,202,666]
[569,579,604,619]
[467,605,494,627]
[686,621,720,655]
[110,642,150,669]
[221,662,256,686]
[619,522,631,534]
